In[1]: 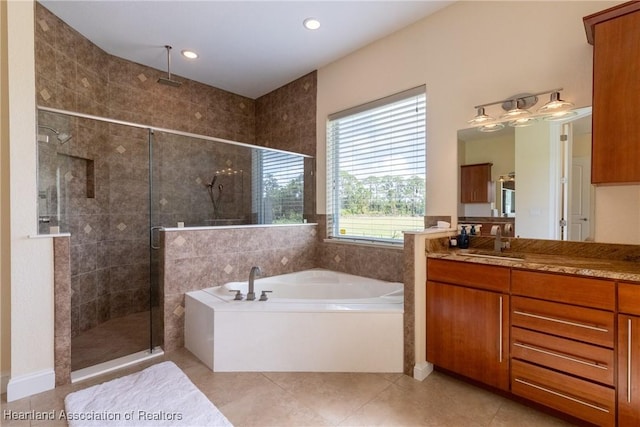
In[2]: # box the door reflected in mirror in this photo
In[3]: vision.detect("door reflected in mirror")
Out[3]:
[501,180,515,217]
[458,107,593,242]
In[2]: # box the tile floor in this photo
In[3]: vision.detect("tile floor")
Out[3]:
[1,348,576,427]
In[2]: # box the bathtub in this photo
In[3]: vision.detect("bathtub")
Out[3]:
[185,268,404,373]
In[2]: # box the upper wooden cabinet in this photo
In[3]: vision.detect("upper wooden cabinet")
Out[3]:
[460,162,492,203]
[584,2,640,184]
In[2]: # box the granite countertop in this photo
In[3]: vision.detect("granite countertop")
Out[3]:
[428,249,640,283]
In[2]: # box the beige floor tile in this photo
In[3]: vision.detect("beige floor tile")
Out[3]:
[338,383,449,426]
[264,372,394,425]
[192,371,273,408]
[217,378,331,426]
[489,399,576,427]
[1,396,32,427]
[29,386,67,422]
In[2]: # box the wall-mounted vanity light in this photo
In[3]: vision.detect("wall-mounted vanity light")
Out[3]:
[498,172,516,182]
[469,88,575,132]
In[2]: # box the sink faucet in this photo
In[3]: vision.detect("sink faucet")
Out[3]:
[494,226,503,252]
[247,266,262,301]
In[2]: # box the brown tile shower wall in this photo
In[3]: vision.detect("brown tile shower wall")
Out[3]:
[160,225,318,351]
[255,72,317,157]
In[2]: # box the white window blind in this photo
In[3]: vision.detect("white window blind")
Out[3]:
[327,86,426,243]
[254,151,304,223]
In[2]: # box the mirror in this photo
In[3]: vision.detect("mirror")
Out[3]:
[458,106,593,241]
[500,180,515,217]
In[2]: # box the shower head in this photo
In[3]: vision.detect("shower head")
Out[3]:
[157,45,182,87]
[38,125,72,144]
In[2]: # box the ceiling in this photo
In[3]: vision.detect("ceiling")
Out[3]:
[39,1,453,99]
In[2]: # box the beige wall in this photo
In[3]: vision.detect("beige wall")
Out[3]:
[515,121,556,238]
[317,1,626,239]
[6,0,56,401]
[1,0,11,393]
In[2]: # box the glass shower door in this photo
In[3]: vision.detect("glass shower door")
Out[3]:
[38,109,155,371]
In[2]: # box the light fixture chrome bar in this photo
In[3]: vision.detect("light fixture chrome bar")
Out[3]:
[473,88,563,109]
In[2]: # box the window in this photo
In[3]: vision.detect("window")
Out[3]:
[327,86,426,243]
[254,150,305,224]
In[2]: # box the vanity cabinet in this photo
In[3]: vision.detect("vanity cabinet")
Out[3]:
[510,270,616,426]
[460,163,492,203]
[426,258,510,390]
[617,282,640,426]
[584,2,640,184]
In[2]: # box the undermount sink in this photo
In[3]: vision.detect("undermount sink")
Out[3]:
[456,251,525,262]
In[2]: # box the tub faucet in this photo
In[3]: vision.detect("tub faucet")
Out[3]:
[494,226,503,252]
[247,266,262,301]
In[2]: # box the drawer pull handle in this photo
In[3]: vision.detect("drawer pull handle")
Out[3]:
[513,310,608,333]
[628,318,632,403]
[513,342,607,370]
[514,378,610,413]
[499,296,503,363]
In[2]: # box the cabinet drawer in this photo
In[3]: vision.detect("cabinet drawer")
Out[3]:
[511,327,614,386]
[512,269,615,310]
[427,258,510,293]
[512,360,615,426]
[619,282,640,316]
[511,296,614,348]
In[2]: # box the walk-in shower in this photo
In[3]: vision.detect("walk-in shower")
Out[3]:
[37,107,312,376]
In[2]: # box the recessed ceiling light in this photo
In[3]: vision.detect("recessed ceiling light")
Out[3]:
[181,49,198,59]
[303,18,320,30]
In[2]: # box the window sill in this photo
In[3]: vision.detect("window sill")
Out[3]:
[322,238,404,250]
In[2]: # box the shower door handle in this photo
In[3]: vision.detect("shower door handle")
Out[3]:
[150,226,163,250]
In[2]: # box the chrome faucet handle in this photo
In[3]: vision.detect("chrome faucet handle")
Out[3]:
[229,289,244,300]
[259,290,273,301]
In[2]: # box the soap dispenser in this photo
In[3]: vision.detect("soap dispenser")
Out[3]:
[459,226,470,249]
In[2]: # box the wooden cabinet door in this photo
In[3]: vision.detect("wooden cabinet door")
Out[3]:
[426,281,509,390]
[618,315,640,426]
[460,163,492,203]
[591,9,640,183]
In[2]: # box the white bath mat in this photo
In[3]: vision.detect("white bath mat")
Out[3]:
[64,361,233,426]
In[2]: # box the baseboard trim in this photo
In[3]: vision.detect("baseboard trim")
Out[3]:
[413,361,434,381]
[6,369,55,402]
